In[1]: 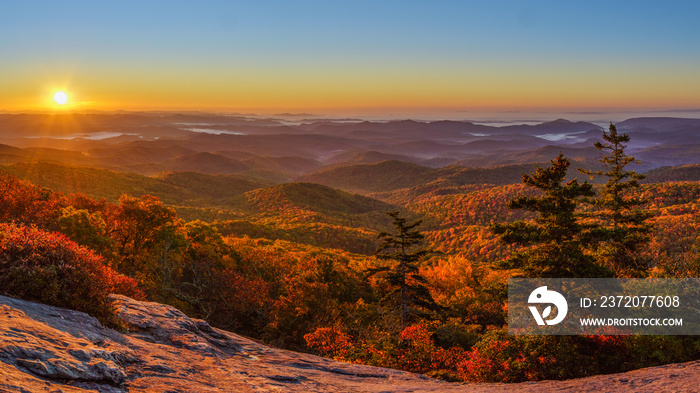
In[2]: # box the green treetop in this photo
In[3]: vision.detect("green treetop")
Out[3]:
[368,211,438,327]
[491,154,614,278]
[579,123,652,277]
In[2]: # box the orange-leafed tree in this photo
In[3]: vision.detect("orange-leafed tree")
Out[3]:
[57,206,114,257]
[104,194,184,292]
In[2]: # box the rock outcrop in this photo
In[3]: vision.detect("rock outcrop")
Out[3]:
[0,294,698,392]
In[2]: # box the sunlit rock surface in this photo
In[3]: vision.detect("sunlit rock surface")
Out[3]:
[0,294,697,392]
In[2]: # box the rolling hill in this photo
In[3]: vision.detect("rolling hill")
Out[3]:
[243,182,396,217]
[643,164,700,183]
[0,162,272,208]
[298,160,436,193]
[298,160,548,195]
[164,152,250,174]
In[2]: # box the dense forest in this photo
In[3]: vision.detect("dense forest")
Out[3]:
[1,118,700,383]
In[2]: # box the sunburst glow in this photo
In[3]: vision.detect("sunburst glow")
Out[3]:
[53,91,68,105]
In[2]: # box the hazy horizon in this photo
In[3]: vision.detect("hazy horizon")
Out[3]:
[3,107,700,128]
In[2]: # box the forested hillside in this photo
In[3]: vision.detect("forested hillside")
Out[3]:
[2,169,699,381]
[1,116,700,383]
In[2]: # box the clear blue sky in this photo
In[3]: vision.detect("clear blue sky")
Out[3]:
[2,1,700,114]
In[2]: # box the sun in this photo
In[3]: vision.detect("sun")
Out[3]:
[53,91,69,105]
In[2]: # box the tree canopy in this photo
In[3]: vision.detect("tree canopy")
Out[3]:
[491,154,613,278]
[579,123,652,277]
[369,211,439,327]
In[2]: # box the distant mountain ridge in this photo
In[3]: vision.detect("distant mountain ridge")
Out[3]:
[1,115,698,182]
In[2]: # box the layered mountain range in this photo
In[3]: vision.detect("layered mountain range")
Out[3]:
[1,114,699,185]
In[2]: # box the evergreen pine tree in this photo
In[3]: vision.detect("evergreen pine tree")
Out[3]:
[579,123,652,277]
[491,154,613,278]
[368,211,438,327]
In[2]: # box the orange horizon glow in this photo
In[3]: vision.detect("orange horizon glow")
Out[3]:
[3,63,700,115]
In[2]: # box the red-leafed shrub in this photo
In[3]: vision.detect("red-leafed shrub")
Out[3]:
[305,323,469,381]
[456,329,638,383]
[304,327,353,359]
[0,174,67,228]
[394,323,468,380]
[457,330,564,383]
[0,223,144,324]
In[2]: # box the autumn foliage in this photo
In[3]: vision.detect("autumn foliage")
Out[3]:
[0,174,67,227]
[2,125,700,387]
[0,223,143,324]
